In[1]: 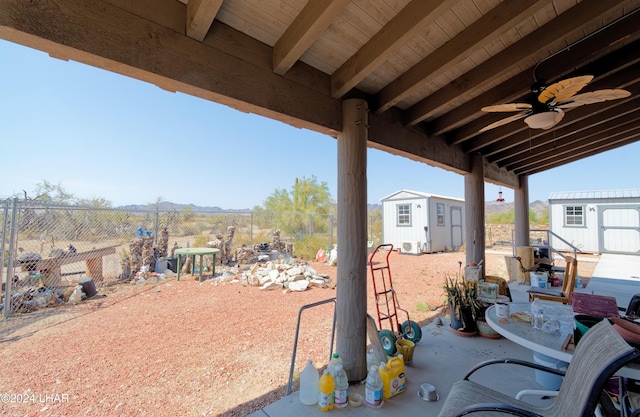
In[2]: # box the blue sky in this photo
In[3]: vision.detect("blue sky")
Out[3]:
[1,40,639,209]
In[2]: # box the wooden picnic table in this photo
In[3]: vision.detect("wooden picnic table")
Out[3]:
[30,246,118,285]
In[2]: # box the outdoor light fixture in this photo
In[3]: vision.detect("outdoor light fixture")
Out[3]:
[524,110,563,130]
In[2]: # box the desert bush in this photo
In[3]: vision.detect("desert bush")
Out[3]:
[295,235,331,260]
[194,235,210,247]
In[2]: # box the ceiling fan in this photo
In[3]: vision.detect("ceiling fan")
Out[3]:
[479,75,631,132]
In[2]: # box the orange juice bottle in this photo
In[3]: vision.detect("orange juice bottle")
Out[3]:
[318,369,335,411]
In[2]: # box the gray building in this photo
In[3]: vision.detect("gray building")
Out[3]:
[549,189,640,255]
[381,190,465,254]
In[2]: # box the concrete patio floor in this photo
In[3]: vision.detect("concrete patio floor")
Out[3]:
[248,253,640,417]
[249,317,550,417]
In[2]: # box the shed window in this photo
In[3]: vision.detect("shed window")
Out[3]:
[565,206,584,226]
[397,204,411,226]
[436,203,445,226]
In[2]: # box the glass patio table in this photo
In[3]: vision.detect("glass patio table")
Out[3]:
[485,302,575,362]
[486,301,640,379]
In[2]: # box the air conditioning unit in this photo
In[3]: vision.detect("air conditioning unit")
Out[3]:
[401,241,422,255]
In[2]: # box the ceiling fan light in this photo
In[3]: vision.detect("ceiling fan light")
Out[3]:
[524,111,562,129]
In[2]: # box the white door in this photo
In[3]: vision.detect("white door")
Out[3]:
[450,206,463,250]
[599,205,640,254]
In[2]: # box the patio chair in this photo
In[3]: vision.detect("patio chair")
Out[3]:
[527,255,578,304]
[437,319,640,417]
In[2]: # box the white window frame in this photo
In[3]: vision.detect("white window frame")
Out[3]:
[436,203,445,226]
[397,204,411,226]
[564,205,585,227]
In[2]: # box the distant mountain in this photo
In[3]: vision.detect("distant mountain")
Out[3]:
[117,200,547,215]
[485,199,548,216]
[116,202,250,212]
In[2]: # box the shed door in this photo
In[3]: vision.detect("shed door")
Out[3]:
[599,205,640,254]
[450,206,463,250]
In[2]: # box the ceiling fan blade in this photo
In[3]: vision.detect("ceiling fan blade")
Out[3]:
[557,89,631,108]
[538,75,594,105]
[479,112,529,132]
[481,103,531,112]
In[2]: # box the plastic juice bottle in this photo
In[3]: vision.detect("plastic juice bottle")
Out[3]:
[365,364,383,408]
[333,364,349,408]
[379,357,406,398]
[318,369,335,411]
[299,359,319,405]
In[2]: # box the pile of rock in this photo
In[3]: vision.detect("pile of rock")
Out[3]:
[210,260,334,292]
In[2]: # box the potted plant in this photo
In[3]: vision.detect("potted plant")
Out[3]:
[444,275,481,336]
[475,302,502,339]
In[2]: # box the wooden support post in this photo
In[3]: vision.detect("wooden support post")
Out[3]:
[464,154,485,270]
[514,175,530,247]
[337,98,368,382]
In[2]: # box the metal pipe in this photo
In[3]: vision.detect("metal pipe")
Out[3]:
[286,297,337,395]
[4,197,18,319]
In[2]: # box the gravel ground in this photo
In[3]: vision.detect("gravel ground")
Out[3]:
[0,249,596,416]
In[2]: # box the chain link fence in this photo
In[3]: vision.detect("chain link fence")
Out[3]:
[1,199,348,319]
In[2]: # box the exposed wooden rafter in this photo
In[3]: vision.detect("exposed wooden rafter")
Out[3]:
[0,0,638,187]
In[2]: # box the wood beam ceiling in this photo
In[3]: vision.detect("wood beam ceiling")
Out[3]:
[374,0,552,115]
[1,0,638,188]
[186,0,222,41]
[330,0,456,99]
[273,0,350,75]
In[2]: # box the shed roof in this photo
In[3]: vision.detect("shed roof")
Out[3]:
[381,189,464,203]
[548,189,640,201]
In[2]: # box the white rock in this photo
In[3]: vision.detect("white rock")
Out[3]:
[248,274,261,286]
[313,274,332,282]
[288,280,310,292]
[286,266,303,276]
[268,269,280,281]
[288,274,306,282]
[258,275,272,285]
[309,279,327,288]
[260,281,283,291]
[221,273,235,282]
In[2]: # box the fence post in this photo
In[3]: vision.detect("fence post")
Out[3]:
[3,197,19,319]
[250,211,254,247]
[1,200,9,316]
[154,205,160,246]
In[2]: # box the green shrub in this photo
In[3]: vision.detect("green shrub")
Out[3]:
[194,235,210,247]
[296,235,331,260]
